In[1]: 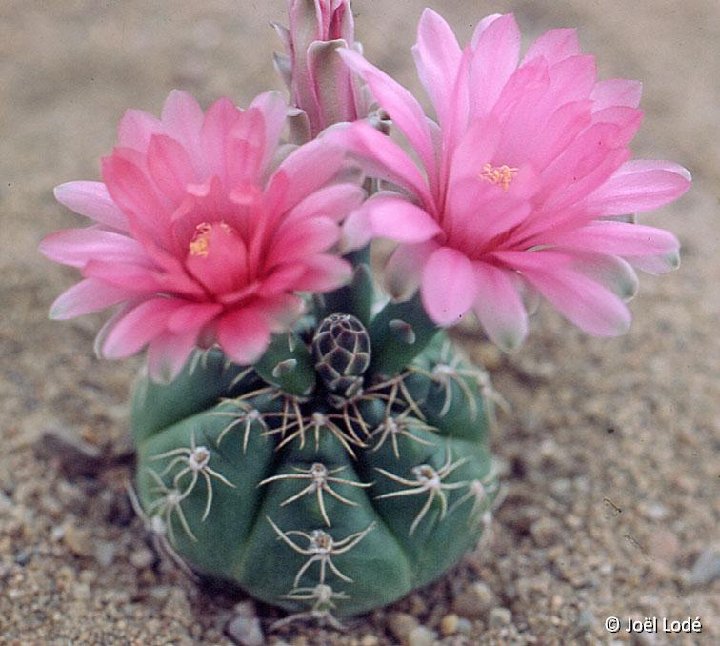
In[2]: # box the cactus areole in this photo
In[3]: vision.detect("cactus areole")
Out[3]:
[131,285,499,620]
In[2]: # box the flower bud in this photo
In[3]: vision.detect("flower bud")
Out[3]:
[312,312,370,399]
[274,0,370,139]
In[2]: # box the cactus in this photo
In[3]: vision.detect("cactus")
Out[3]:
[130,263,500,622]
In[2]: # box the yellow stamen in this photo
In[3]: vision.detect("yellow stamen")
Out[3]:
[189,222,212,257]
[479,163,518,192]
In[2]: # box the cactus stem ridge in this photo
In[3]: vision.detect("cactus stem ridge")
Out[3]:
[259,463,372,527]
[369,373,426,421]
[271,584,350,631]
[447,469,501,528]
[267,517,376,588]
[126,482,200,581]
[144,468,197,543]
[227,364,254,388]
[388,318,416,344]
[215,402,269,452]
[374,451,469,535]
[412,340,509,421]
[370,411,436,458]
[188,348,232,375]
[150,432,236,522]
[268,411,367,457]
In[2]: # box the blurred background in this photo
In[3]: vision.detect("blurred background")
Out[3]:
[1,1,718,642]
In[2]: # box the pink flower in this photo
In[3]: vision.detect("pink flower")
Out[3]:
[335,10,691,350]
[274,0,370,139]
[40,90,363,380]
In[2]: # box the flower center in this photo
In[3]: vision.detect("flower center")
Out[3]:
[188,221,232,257]
[479,163,518,191]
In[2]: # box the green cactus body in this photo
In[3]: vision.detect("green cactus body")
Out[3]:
[131,282,499,620]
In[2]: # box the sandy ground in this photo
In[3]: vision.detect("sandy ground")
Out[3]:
[2,0,719,643]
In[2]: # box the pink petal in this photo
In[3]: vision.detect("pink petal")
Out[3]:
[468,14,521,118]
[39,228,146,269]
[146,134,195,203]
[146,330,198,383]
[259,264,308,295]
[117,109,164,152]
[263,294,306,332]
[339,48,437,184]
[161,90,205,160]
[325,122,433,205]
[217,308,272,365]
[48,278,133,320]
[200,97,242,183]
[268,216,340,266]
[549,221,680,273]
[53,181,128,231]
[472,262,528,351]
[102,298,181,358]
[293,253,352,292]
[361,193,442,244]
[489,58,550,133]
[521,100,592,168]
[341,208,372,251]
[584,159,691,216]
[494,250,635,336]
[591,79,643,110]
[83,259,163,293]
[267,136,347,213]
[248,91,288,170]
[470,13,504,48]
[101,152,172,243]
[411,9,462,129]
[227,106,269,188]
[421,247,477,325]
[184,221,250,295]
[287,183,365,223]
[167,302,223,334]
[545,54,597,104]
[384,241,436,301]
[522,28,581,66]
[538,122,630,212]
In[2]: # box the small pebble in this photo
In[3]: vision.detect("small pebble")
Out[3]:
[407,625,436,646]
[0,490,13,513]
[488,607,512,628]
[530,516,562,548]
[94,540,117,567]
[687,548,720,586]
[225,613,265,646]
[452,581,496,618]
[440,614,459,636]
[648,529,680,563]
[456,617,472,635]
[129,547,155,570]
[14,549,32,566]
[72,582,91,600]
[63,523,94,557]
[387,612,419,642]
[638,501,670,521]
[232,600,256,617]
[574,608,595,634]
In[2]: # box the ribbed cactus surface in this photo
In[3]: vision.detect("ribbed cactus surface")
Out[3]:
[131,285,498,621]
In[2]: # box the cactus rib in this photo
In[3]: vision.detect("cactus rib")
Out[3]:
[258,463,372,527]
[374,451,470,535]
